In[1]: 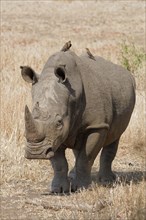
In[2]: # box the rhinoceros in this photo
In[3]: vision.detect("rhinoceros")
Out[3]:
[21,41,135,193]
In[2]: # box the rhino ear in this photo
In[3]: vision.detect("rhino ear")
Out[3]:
[20,66,38,84]
[54,65,67,83]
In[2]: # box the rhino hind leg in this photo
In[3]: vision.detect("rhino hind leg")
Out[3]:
[98,138,120,185]
[69,130,107,192]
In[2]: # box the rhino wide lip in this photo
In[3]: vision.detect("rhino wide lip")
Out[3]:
[25,140,54,159]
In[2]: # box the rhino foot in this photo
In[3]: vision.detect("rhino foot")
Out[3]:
[51,176,70,193]
[98,171,117,186]
[69,169,91,192]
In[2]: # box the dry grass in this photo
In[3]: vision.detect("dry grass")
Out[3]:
[1,1,146,219]
[1,179,146,220]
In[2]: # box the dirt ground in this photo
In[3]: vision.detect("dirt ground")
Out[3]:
[1,1,145,219]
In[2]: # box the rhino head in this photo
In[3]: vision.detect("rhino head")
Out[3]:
[21,50,84,159]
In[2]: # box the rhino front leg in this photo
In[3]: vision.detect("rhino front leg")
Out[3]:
[70,130,107,191]
[69,148,92,192]
[98,138,119,185]
[50,148,70,193]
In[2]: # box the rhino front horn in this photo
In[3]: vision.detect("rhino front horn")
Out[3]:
[25,105,39,142]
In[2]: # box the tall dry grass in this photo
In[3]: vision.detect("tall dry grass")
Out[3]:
[1,1,145,219]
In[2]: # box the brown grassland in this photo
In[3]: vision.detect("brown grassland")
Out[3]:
[1,1,146,219]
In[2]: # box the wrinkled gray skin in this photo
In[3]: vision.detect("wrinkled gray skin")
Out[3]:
[21,48,135,193]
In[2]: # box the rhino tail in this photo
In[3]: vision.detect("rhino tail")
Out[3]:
[61,41,72,52]
[86,48,96,61]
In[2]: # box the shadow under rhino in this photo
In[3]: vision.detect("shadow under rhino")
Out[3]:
[92,170,146,185]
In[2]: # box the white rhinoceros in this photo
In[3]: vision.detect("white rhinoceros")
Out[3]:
[21,42,135,193]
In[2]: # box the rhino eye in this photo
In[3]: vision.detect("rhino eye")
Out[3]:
[56,118,63,129]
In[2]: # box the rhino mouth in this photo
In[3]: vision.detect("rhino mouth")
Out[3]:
[25,141,54,159]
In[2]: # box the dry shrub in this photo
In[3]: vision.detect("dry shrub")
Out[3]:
[119,40,146,74]
[119,40,146,90]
